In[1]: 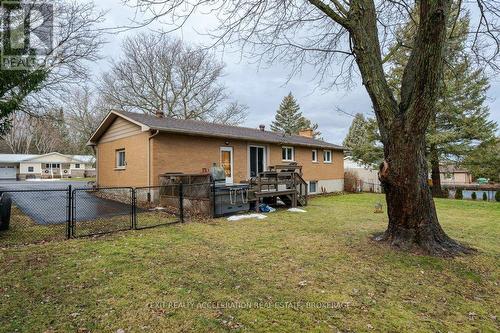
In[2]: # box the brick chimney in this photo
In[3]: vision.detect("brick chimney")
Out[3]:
[155,110,165,118]
[299,128,313,138]
[259,124,266,131]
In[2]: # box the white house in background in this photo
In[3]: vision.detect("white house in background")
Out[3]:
[344,157,382,193]
[0,152,95,180]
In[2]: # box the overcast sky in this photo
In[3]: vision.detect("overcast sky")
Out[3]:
[91,0,500,145]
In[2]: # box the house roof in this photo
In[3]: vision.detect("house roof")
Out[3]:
[0,154,39,163]
[439,164,470,174]
[0,152,94,164]
[88,110,345,150]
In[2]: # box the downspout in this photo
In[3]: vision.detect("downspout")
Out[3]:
[91,145,97,186]
[148,130,160,187]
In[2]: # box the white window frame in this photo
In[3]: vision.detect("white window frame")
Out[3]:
[309,181,318,193]
[323,150,332,163]
[75,163,81,169]
[28,166,34,173]
[116,149,126,169]
[248,144,267,178]
[282,146,294,162]
[312,149,318,162]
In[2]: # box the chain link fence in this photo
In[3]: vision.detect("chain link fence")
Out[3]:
[0,183,214,247]
[71,187,134,237]
[0,189,69,246]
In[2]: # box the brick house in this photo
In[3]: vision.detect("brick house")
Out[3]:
[87,111,345,193]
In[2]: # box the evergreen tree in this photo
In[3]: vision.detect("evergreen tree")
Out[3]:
[343,113,383,166]
[386,10,497,196]
[463,138,500,182]
[343,9,497,195]
[270,93,321,138]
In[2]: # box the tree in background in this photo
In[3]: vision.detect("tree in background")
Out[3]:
[270,93,321,138]
[463,138,500,182]
[0,0,104,133]
[386,10,497,197]
[100,33,247,125]
[343,113,383,166]
[65,86,107,154]
[1,109,70,154]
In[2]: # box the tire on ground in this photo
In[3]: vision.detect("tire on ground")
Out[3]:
[0,194,12,231]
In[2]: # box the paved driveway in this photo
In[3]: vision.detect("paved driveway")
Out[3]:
[0,181,132,225]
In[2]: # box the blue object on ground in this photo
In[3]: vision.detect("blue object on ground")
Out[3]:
[259,204,276,213]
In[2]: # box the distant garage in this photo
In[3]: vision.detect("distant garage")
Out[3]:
[0,164,18,179]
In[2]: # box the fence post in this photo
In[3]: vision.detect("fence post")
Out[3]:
[132,188,137,230]
[179,182,184,223]
[212,179,216,218]
[66,185,72,239]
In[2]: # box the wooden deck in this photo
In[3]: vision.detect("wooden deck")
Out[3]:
[248,166,308,210]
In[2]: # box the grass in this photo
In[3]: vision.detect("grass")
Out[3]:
[0,194,498,332]
[0,206,67,246]
[69,177,96,182]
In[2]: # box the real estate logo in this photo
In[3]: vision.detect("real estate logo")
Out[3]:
[0,0,53,70]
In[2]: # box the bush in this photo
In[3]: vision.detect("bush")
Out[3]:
[482,192,488,201]
[455,189,463,200]
[471,192,477,200]
[495,191,500,202]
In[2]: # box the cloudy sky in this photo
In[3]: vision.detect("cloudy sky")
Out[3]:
[91,0,500,145]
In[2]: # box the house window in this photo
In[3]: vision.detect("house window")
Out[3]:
[312,150,318,162]
[75,164,80,169]
[282,146,294,161]
[116,149,126,169]
[28,166,34,172]
[51,163,60,169]
[323,150,332,163]
[309,181,318,193]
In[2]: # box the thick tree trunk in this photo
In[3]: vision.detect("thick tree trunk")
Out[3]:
[375,123,473,256]
[429,145,444,197]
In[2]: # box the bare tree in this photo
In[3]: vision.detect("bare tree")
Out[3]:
[1,109,68,154]
[65,86,107,154]
[99,33,247,124]
[1,113,34,154]
[125,0,499,256]
[10,0,106,115]
[30,109,69,154]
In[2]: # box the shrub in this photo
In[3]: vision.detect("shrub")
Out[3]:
[471,192,477,200]
[455,189,463,200]
[482,192,488,201]
[495,191,500,202]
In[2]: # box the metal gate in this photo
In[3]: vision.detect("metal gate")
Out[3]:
[71,187,133,237]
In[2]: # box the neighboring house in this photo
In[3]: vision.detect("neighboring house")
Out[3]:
[0,152,95,180]
[439,164,473,185]
[344,157,382,193]
[87,111,345,193]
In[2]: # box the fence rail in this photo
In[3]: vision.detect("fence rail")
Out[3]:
[0,183,212,246]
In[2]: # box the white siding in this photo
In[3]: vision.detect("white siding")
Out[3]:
[20,162,42,174]
[312,179,344,193]
[70,163,85,169]
[99,117,142,143]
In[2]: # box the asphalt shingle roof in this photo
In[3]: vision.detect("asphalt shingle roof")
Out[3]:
[117,111,344,150]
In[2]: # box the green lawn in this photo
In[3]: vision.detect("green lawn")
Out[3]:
[0,194,498,332]
[70,177,96,182]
